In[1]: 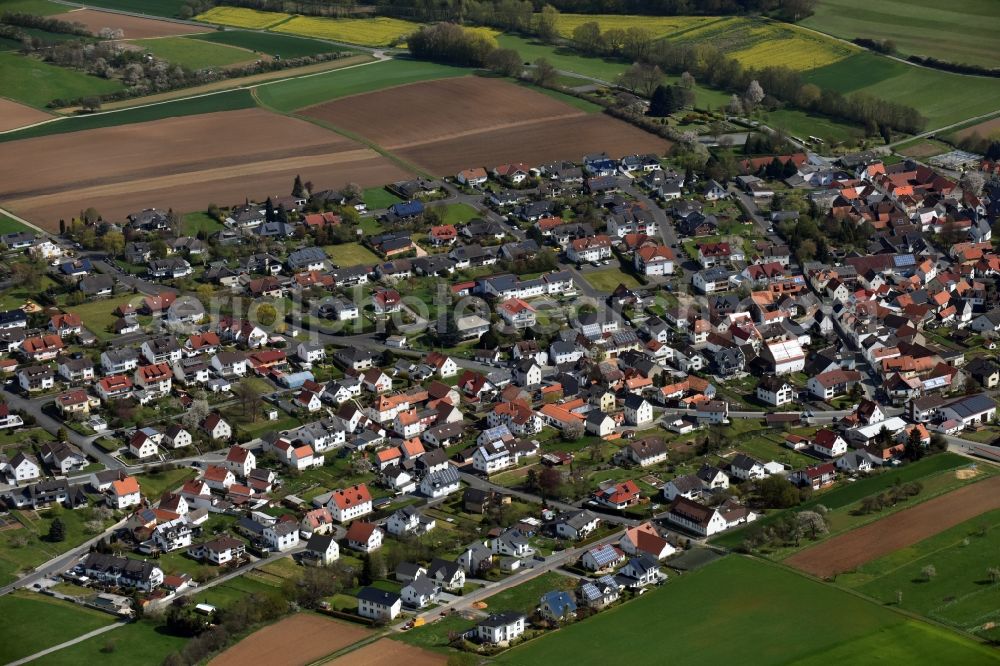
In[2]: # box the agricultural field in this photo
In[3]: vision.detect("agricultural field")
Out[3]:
[190,30,345,59]
[804,52,1000,130]
[0,107,409,228]
[255,58,467,113]
[0,52,122,108]
[194,6,290,30]
[785,474,1000,579]
[0,89,256,143]
[801,0,998,69]
[0,97,50,132]
[0,0,66,15]
[554,13,718,40]
[496,556,1000,665]
[0,592,116,664]
[62,0,188,18]
[273,15,421,47]
[302,76,670,176]
[132,36,257,70]
[673,17,857,71]
[896,138,953,158]
[325,242,381,267]
[49,8,210,39]
[839,509,1000,642]
[762,108,864,146]
[328,639,445,666]
[208,613,370,666]
[30,618,188,666]
[951,116,1000,143]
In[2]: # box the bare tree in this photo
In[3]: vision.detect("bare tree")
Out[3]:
[921,564,937,581]
[744,80,765,112]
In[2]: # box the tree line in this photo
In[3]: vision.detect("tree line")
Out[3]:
[187,0,363,19]
[376,0,816,22]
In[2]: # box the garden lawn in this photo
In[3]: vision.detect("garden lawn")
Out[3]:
[0,506,114,586]
[496,556,998,665]
[0,88,256,143]
[481,571,574,616]
[190,30,345,58]
[0,592,116,663]
[583,267,641,292]
[800,0,998,69]
[191,574,285,609]
[32,618,188,666]
[0,274,56,310]
[438,203,480,225]
[137,467,196,499]
[256,58,469,113]
[324,242,380,267]
[839,508,1000,640]
[66,292,144,340]
[0,52,122,108]
[182,211,224,235]
[131,36,255,70]
[363,186,403,210]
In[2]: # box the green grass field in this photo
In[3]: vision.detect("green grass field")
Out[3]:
[0,52,123,108]
[181,210,224,236]
[839,508,1000,641]
[255,58,469,113]
[132,36,255,70]
[0,88,256,143]
[0,592,116,663]
[60,0,187,18]
[324,242,381,267]
[496,34,627,83]
[584,267,641,292]
[362,186,403,210]
[801,0,998,69]
[137,467,196,498]
[65,292,143,340]
[189,29,345,59]
[0,212,34,235]
[482,571,575,616]
[711,453,971,549]
[803,52,1000,130]
[438,203,480,225]
[763,108,864,146]
[496,556,999,665]
[32,619,188,666]
[0,0,67,15]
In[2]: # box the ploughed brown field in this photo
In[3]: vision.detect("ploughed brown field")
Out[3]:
[51,8,210,38]
[302,77,671,175]
[328,638,446,666]
[209,613,370,666]
[954,116,1000,141]
[0,108,409,229]
[0,98,51,132]
[785,475,1000,579]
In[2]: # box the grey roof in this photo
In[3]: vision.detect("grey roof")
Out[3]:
[945,393,997,418]
[479,611,526,628]
[405,575,439,596]
[357,586,400,605]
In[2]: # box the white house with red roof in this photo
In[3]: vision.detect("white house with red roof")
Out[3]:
[225,445,256,477]
[372,289,402,315]
[424,351,458,378]
[812,429,848,457]
[49,313,83,337]
[620,522,676,560]
[135,363,173,396]
[268,437,319,470]
[128,431,158,459]
[592,480,641,510]
[111,476,141,509]
[294,389,323,413]
[328,484,373,522]
[346,521,383,552]
[203,465,236,491]
[200,413,232,441]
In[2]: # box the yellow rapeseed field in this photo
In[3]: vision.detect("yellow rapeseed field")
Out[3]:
[555,13,716,39]
[273,16,422,47]
[674,17,856,72]
[194,6,290,30]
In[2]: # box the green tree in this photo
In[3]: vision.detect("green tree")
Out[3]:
[572,21,602,54]
[485,48,523,77]
[649,84,681,117]
[534,4,559,42]
[47,517,65,542]
[531,57,557,87]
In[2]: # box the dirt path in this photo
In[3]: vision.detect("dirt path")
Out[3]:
[785,475,1000,579]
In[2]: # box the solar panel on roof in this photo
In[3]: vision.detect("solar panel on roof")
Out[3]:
[894,255,916,267]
